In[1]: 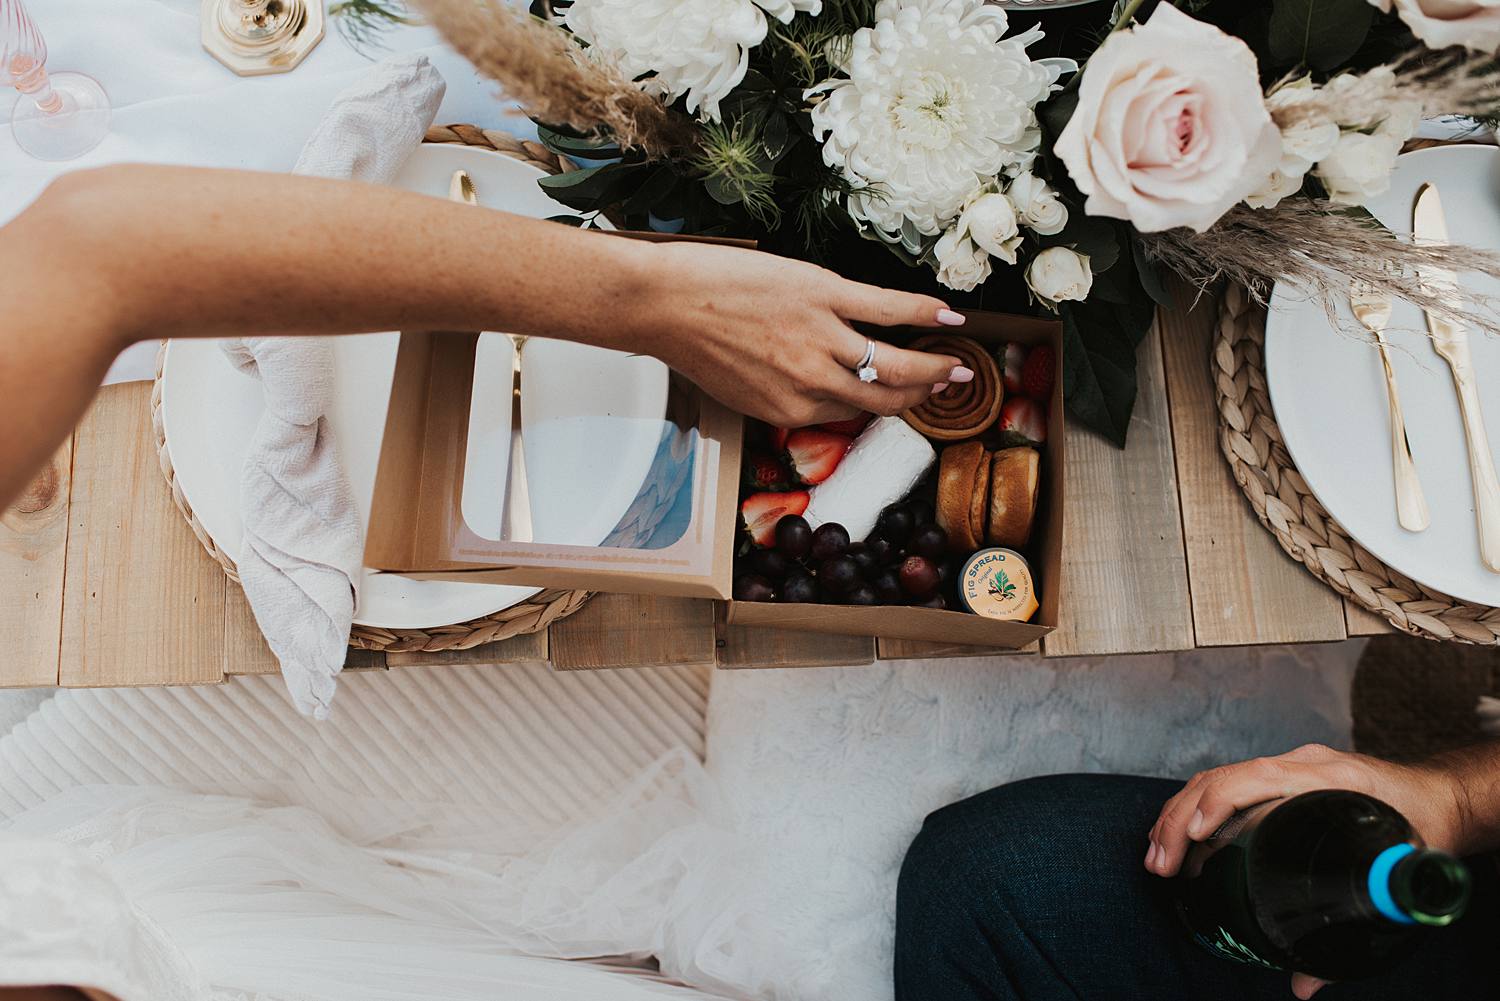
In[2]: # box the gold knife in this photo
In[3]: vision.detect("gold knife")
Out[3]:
[449,170,533,543]
[1413,182,1500,572]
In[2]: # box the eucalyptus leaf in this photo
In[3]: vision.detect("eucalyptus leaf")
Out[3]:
[1130,232,1175,309]
[1044,216,1119,275]
[536,124,623,161]
[1268,0,1373,70]
[1059,283,1156,447]
[545,214,587,227]
[622,165,681,216]
[537,162,647,211]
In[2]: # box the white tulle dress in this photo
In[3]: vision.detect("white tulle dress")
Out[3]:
[0,752,751,1001]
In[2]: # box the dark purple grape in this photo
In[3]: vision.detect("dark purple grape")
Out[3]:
[817,555,860,593]
[875,506,914,545]
[779,573,819,604]
[848,543,879,577]
[914,592,948,610]
[845,585,878,606]
[871,569,904,604]
[909,524,948,559]
[907,498,934,526]
[733,574,775,602]
[744,547,792,581]
[866,537,894,566]
[775,514,813,559]
[810,522,851,561]
[899,555,941,597]
[937,557,961,586]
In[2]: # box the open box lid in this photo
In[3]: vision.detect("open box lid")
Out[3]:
[364,234,748,601]
[364,329,743,599]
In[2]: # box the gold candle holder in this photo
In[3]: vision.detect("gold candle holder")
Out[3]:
[201,0,324,76]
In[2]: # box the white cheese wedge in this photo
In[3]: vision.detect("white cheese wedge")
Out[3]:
[804,416,936,541]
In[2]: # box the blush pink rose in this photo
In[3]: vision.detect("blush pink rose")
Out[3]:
[1054,3,1282,233]
[1369,0,1500,51]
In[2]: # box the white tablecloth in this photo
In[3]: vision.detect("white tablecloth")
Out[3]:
[0,0,519,382]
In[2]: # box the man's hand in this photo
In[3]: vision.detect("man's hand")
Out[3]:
[1145,743,1474,999]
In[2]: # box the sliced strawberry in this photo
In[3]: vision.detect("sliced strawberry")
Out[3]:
[769,426,792,451]
[998,396,1047,444]
[999,342,1027,396]
[740,490,811,547]
[786,429,853,485]
[1021,344,1056,400]
[744,453,791,491]
[819,413,873,437]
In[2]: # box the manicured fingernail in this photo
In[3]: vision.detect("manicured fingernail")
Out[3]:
[949,366,974,383]
[936,309,966,326]
[932,382,949,393]
[1145,843,1157,868]
[1188,810,1204,838]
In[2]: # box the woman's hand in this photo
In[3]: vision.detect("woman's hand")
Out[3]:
[628,241,973,428]
[1145,743,1469,1000]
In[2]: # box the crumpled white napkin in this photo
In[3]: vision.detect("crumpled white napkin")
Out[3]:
[223,54,446,719]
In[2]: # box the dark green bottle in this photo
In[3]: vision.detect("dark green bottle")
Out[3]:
[1173,789,1471,981]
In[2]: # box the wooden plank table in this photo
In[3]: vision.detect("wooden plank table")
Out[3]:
[0,295,1387,689]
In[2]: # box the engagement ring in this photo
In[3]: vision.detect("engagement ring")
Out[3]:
[856,340,878,384]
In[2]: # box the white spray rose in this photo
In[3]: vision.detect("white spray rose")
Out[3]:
[933,227,994,292]
[1315,131,1405,205]
[958,191,1024,263]
[1245,77,1340,210]
[1026,247,1092,307]
[1366,0,1500,53]
[1006,172,1068,235]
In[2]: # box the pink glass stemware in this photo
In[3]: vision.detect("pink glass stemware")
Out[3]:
[2,0,110,160]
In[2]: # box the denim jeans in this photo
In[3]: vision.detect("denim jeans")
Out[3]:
[894,774,1498,1001]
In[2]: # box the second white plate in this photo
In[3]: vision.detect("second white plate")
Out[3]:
[1266,144,1500,606]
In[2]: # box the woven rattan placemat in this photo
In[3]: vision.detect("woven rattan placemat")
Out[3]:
[1214,284,1500,646]
[149,124,593,653]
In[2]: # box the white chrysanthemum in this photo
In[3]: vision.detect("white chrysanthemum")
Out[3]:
[807,0,1070,241]
[565,0,813,122]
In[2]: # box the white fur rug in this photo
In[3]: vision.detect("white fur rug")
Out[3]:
[697,643,1361,1001]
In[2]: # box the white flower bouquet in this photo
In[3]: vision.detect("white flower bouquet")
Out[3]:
[420,0,1500,443]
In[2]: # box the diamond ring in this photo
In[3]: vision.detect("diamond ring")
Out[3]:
[855,340,878,383]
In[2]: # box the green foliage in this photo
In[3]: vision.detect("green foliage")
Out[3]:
[1267,0,1374,71]
[693,119,783,227]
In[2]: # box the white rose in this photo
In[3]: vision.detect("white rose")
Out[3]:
[1366,0,1500,53]
[1244,167,1306,210]
[1315,131,1404,205]
[1006,172,1069,235]
[958,191,1023,263]
[933,227,994,292]
[1316,131,1403,205]
[1054,3,1281,232]
[1026,247,1092,307]
[564,0,770,121]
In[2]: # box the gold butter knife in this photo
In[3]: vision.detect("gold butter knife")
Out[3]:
[1350,280,1429,532]
[450,169,533,543]
[1413,182,1500,572]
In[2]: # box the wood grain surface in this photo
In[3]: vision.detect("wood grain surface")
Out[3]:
[0,441,72,687]
[1158,287,1349,647]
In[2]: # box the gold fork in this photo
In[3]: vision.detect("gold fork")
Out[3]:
[1349,280,1429,532]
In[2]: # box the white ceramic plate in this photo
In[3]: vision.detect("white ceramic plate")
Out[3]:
[1265,144,1500,606]
[160,142,668,628]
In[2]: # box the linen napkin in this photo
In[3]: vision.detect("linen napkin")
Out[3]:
[223,54,446,719]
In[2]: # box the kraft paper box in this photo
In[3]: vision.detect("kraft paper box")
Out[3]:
[363,232,747,600]
[721,310,1065,652]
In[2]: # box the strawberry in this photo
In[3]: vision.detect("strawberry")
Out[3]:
[786,429,854,485]
[1021,344,1056,400]
[999,342,1027,396]
[744,453,791,491]
[819,413,873,437]
[740,490,811,547]
[998,396,1047,444]
[769,426,792,451]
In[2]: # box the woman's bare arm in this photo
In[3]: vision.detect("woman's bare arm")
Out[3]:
[0,164,969,508]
